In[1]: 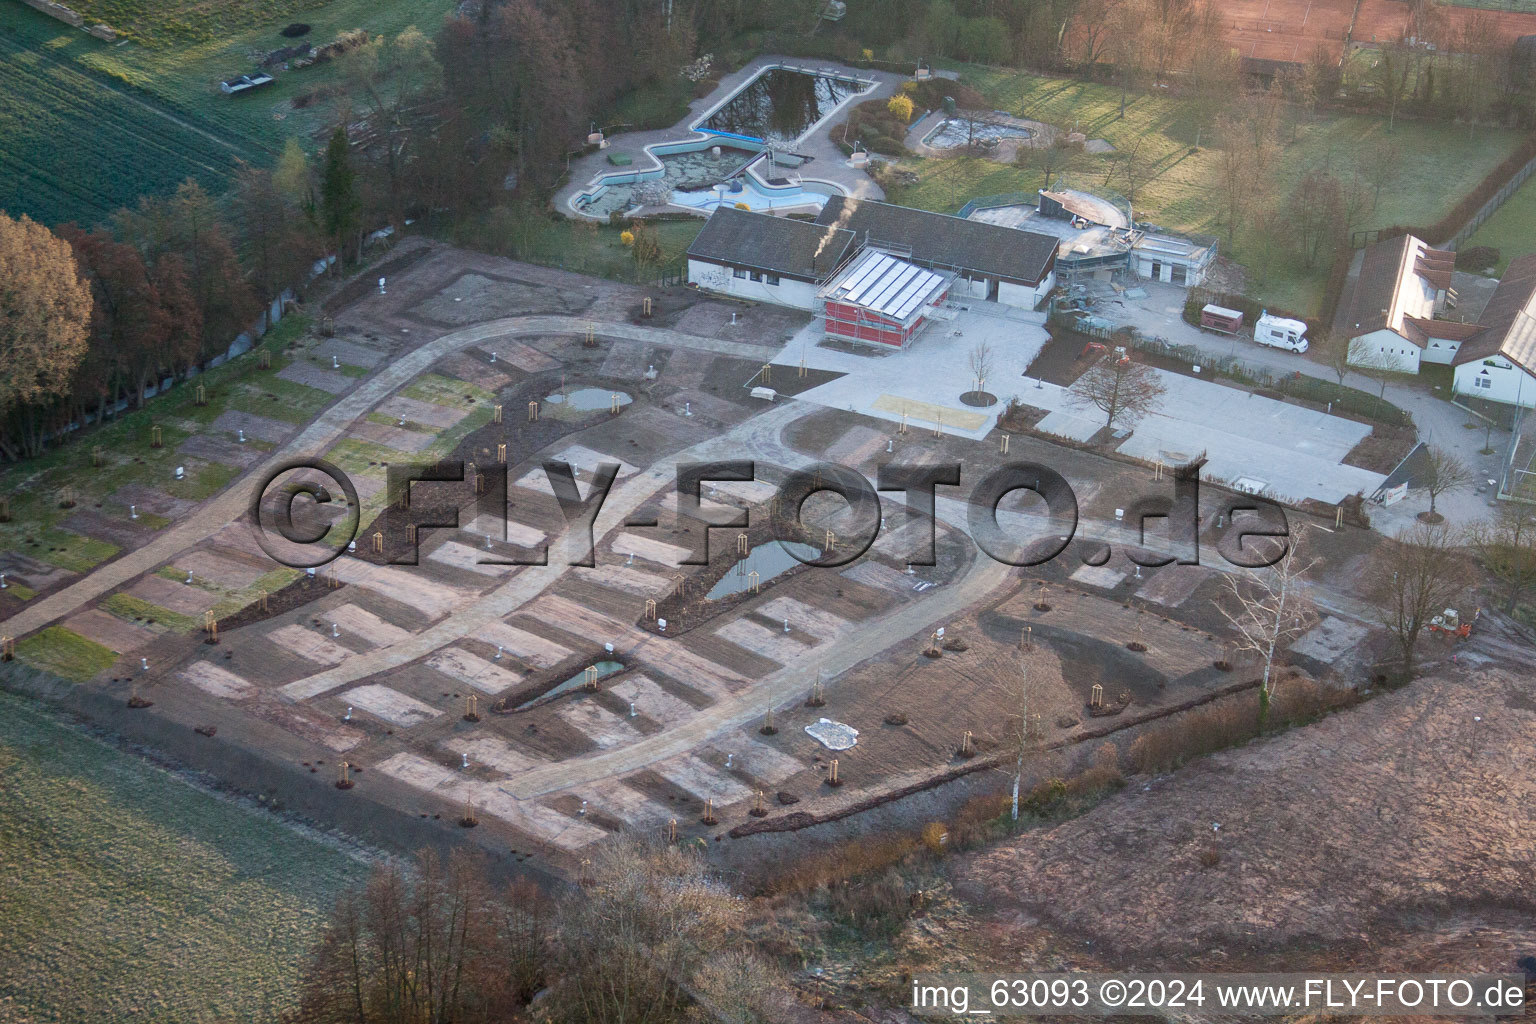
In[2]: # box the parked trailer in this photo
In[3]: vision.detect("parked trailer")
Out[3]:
[221,72,275,95]
[1199,303,1244,335]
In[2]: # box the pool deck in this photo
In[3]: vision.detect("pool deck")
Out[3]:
[555,55,907,220]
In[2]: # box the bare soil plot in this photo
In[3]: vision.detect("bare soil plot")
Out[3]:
[61,608,155,654]
[374,395,469,431]
[471,621,572,669]
[266,624,355,667]
[127,575,220,616]
[276,362,353,395]
[556,699,644,748]
[426,646,524,695]
[343,684,442,727]
[177,660,257,701]
[208,410,293,444]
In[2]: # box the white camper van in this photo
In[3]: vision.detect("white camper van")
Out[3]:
[1254,312,1308,353]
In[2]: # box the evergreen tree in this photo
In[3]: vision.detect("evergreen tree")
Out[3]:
[320,127,361,266]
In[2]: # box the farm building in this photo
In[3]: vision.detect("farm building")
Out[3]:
[818,248,954,347]
[685,206,856,306]
[1451,254,1536,407]
[814,196,1058,309]
[1341,233,1463,374]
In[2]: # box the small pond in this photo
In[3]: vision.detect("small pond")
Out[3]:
[925,116,1037,150]
[518,660,624,709]
[707,541,821,600]
[545,388,633,412]
[701,68,862,147]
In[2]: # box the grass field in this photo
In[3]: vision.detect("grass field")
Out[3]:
[0,315,332,576]
[892,66,1525,314]
[0,685,366,1021]
[448,212,707,284]
[1463,173,1536,275]
[0,0,453,227]
[0,7,263,226]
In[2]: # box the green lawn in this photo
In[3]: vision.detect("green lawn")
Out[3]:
[0,315,325,573]
[447,213,705,284]
[14,627,117,680]
[891,66,1525,314]
[100,592,201,633]
[0,684,367,1021]
[1,0,454,227]
[1463,172,1536,275]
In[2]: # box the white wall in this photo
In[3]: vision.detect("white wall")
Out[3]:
[687,258,818,310]
[1420,337,1461,365]
[997,271,1053,311]
[1455,357,1536,407]
[1134,255,1208,288]
[1348,328,1422,374]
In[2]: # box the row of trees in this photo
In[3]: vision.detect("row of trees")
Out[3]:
[0,135,368,460]
[288,840,779,1024]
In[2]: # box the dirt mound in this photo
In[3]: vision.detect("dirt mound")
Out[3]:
[954,667,1536,960]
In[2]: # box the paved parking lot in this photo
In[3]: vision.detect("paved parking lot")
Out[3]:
[776,304,1050,439]
[777,300,1386,503]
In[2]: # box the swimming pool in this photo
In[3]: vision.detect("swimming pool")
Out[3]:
[573,140,840,217]
[699,66,864,148]
[568,62,873,219]
[924,115,1037,150]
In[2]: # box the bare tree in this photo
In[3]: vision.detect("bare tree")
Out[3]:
[1025,137,1082,193]
[1318,330,1352,387]
[1370,40,1413,132]
[1347,336,1410,398]
[1009,664,1032,821]
[1419,446,1473,523]
[552,837,758,1024]
[1367,521,1473,678]
[1361,139,1404,211]
[1071,356,1167,430]
[1069,0,1121,67]
[291,848,534,1024]
[1214,105,1277,248]
[969,340,995,395]
[1103,136,1154,208]
[1219,534,1319,729]
[1468,502,1536,614]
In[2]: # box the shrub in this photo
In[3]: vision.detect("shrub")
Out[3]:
[280,22,311,37]
[837,98,910,156]
[828,868,912,939]
[887,94,916,122]
[1127,698,1258,774]
[1456,245,1500,271]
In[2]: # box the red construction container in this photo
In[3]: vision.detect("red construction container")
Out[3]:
[1199,303,1244,334]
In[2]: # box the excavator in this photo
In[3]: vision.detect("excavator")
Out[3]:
[1428,607,1479,641]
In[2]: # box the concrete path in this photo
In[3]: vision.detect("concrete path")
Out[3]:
[277,401,807,701]
[4,317,780,642]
